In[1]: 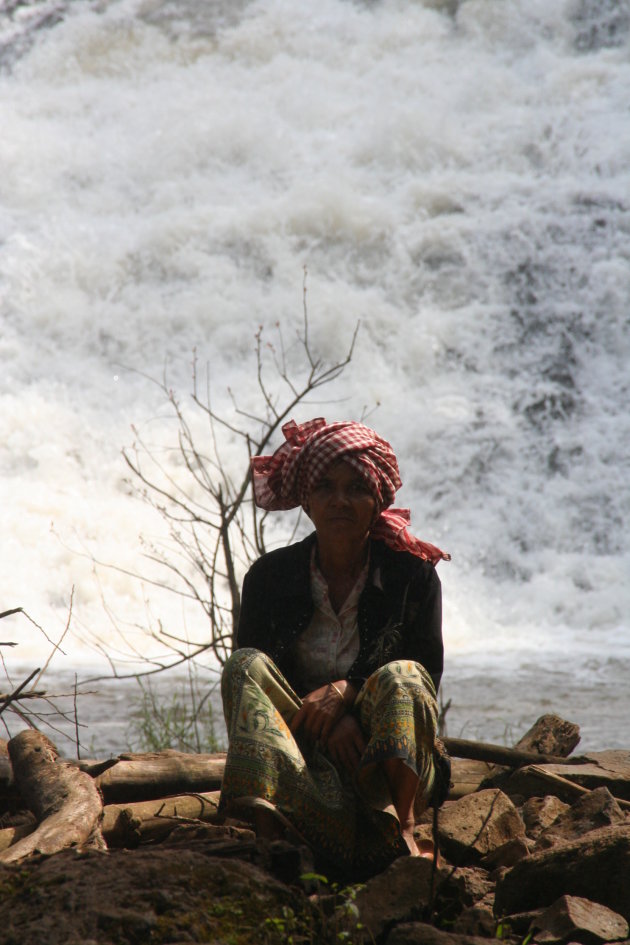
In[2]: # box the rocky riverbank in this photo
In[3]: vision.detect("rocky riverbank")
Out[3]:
[0,715,629,944]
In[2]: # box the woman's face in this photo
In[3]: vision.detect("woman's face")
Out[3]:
[306,460,377,544]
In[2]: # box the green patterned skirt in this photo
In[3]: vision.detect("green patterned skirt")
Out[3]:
[219,648,438,877]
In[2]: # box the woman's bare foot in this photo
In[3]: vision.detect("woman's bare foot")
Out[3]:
[400,822,438,861]
[416,837,437,861]
[400,821,421,856]
[253,807,286,841]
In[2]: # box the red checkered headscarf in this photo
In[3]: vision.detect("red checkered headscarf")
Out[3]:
[251,418,450,565]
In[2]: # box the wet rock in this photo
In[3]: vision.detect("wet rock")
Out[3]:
[530,894,629,943]
[521,795,570,839]
[534,787,626,851]
[437,789,525,863]
[495,824,630,922]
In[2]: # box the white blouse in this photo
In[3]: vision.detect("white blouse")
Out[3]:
[292,549,367,693]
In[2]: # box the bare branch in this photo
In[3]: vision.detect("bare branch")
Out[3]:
[75,297,362,691]
[0,668,41,718]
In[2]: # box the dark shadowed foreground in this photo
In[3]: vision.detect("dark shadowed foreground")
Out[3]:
[1,716,630,945]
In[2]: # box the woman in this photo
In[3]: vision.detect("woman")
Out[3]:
[219,418,450,878]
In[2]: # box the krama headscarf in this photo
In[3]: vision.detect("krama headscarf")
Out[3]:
[251,418,450,565]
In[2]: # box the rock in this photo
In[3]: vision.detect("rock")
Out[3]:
[437,789,525,863]
[531,894,629,943]
[434,866,495,927]
[451,903,497,936]
[494,908,545,937]
[354,856,441,940]
[534,786,626,851]
[440,866,495,907]
[513,715,581,758]
[575,752,630,799]
[495,824,630,922]
[386,921,494,945]
[480,835,532,869]
[505,752,630,804]
[521,795,570,839]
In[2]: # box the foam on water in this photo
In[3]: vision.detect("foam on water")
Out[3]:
[1,0,629,749]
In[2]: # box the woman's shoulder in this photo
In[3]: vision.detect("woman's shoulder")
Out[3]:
[244,533,315,580]
[371,539,440,587]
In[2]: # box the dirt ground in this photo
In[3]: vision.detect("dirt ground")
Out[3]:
[0,828,314,945]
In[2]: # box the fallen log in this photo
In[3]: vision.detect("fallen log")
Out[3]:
[442,737,588,769]
[0,790,223,854]
[103,790,222,846]
[86,750,226,804]
[0,822,35,853]
[0,730,105,864]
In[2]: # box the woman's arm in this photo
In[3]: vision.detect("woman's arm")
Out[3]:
[410,565,443,694]
[234,561,267,650]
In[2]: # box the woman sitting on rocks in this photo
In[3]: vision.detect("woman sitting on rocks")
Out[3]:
[219,418,450,877]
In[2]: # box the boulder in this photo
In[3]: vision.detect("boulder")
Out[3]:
[353,856,442,940]
[513,715,581,758]
[504,751,630,804]
[437,789,525,863]
[534,786,626,851]
[479,835,532,869]
[530,894,629,943]
[521,795,570,839]
[495,824,630,922]
[451,903,497,936]
[386,922,495,945]
[435,866,495,923]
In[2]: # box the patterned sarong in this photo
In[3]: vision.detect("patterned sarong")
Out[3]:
[219,648,438,877]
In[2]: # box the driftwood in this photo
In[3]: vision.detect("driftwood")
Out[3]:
[103,789,222,846]
[0,730,106,864]
[444,714,586,770]
[442,737,587,769]
[86,750,227,803]
[445,715,588,798]
[0,790,222,853]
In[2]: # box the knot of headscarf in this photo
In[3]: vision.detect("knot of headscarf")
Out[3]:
[251,418,450,565]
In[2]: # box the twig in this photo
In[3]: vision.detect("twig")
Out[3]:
[0,608,23,620]
[0,668,41,718]
[74,674,81,761]
[33,586,75,689]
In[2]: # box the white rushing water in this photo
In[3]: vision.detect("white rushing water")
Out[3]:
[1,0,629,753]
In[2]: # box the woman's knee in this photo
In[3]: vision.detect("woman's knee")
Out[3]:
[222,647,267,694]
[367,660,436,698]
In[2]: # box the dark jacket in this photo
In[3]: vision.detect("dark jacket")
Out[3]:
[236,533,443,696]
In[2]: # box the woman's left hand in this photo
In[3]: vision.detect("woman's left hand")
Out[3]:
[326,714,366,772]
[290,682,347,744]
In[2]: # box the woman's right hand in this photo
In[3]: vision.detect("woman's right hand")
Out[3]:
[325,714,366,773]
